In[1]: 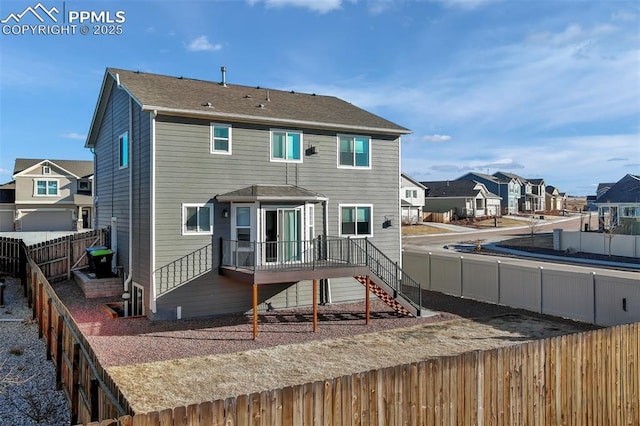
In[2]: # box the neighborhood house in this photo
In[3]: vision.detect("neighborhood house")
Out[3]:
[0,159,93,232]
[85,68,417,320]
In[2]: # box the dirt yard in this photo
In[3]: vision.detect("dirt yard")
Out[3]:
[51,279,597,414]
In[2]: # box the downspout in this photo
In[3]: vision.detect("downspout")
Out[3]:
[150,110,157,314]
[323,199,331,304]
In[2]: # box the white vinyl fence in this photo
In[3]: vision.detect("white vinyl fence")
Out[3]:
[403,249,640,327]
[555,230,640,258]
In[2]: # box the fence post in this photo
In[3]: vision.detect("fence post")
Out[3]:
[592,272,597,324]
[428,252,432,290]
[19,242,28,296]
[67,237,72,280]
[496,261,501,304]
[460,256,464,297]
[539,267,544,314]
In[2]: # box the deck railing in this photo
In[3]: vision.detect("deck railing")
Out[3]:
[221,236,423,313]
[155,243,213,296]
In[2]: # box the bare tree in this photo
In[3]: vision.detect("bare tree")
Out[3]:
[527,216,543,245]
[0,358,29,394]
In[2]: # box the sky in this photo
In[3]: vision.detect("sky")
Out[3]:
[0,0,638,196]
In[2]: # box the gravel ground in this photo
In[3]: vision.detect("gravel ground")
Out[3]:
[0,277,70,426]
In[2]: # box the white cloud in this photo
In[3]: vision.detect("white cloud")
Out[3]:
[185,36,222,52]
[420,134,452,143]
[611,11,637,22]
[60,132,86,140]
[0,168,10,175]
[247,0,343,13]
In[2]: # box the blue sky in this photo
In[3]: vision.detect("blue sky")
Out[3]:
[0,0,638,195]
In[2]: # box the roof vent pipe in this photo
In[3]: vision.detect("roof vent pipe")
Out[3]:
[220,66,227,87]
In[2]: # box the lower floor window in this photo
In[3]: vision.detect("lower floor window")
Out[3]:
[340,205,372,236]
[183,203,213,234]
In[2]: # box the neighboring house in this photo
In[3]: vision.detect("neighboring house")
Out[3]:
[594,174,640,234]
[493,172,544,213]
[4,159,94,232]
[456,172,517,215]
[85,68,413,320]
[400,173,426,224]
[421,180,501,219]
[597,182,615,199]
[527,178,546,212]
[545,185,565,212]
[0,181,16,231]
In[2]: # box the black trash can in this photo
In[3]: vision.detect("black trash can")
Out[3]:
[88,249,113,278]
[85,246,107,273]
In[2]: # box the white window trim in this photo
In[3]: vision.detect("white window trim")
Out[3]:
[131,282,145,316]
[33,178,59,197]
[119,132,129,170]
[270,129,303,163]
[43,166,51,174]
[181,203,214,235]
[78,180,91,191]
[338,203,374,238]
[337,134,372,170]
[210,123,232,155]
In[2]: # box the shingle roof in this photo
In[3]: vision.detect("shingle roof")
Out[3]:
[493,171,527,184]
[401,173,427,189]
[595,174,640,204]
[457,172,499,183]
[105,68,410,135]
[217,185,327,202]
[13,159,93,178]
[421,180,482,198]
[528,178,544,185]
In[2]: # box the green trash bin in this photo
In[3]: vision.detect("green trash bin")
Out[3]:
[89,249,113,278]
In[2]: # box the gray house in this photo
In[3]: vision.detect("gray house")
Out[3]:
[456,172,518,215]
[595,174,640,234]
[0,159,94,231]
[85,68,416,320]
[421,180,501,219]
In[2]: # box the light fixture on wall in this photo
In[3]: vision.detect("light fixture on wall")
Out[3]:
[383,216,392,228]
[305,144,317,156]
[222,209,229,218]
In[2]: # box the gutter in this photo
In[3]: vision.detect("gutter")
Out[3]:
[142,105,412,136]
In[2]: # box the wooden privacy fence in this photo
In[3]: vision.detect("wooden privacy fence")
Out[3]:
[87,322,639,426]
[25,250,131,425]
[27,229,108,281]
[0,235,23,276]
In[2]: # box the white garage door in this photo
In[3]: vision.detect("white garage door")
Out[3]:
[0,210,14,231]
[20,211,73,231]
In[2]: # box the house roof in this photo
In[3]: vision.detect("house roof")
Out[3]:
[458,172,500,183]
[493,171,526,184]
[13,159,93,178]
[0,181,15,190]
[421,180,482,198]
[595,174,640,204]
[216,185,327,202]
[401,173,427,189]
[528,178,544,185]
[86,68,410,147]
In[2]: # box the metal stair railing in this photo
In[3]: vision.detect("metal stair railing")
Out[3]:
[154,243,213,296]
[349,237,423,314]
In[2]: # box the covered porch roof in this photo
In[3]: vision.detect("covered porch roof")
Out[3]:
[216,184,328,203]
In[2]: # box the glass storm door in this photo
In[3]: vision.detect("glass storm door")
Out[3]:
[264,208,302,263]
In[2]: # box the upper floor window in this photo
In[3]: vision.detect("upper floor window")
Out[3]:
[42,166,51,174]
[35,179,58,196]
[78,180,91,192]
[119,132,129,169]
[182,203,213,235]
[211,123,232,155]
[271,130,302,162]
[340,205,372,237]
[338,135,370,168]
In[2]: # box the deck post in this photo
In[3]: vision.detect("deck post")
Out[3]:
[252,283,258,340]
[312,279,318,332]
[365,275,370,325]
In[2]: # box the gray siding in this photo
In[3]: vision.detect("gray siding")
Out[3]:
[94,87,152,305]
[154,116,400,318]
